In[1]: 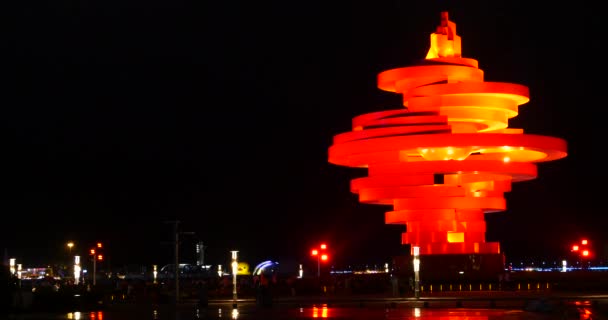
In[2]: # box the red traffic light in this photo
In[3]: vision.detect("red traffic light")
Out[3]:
[311,243,330,264]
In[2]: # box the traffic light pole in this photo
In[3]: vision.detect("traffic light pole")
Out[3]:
[89,242,104,287]
[311,244,327,278]
[317,255,320,277]
[93,256,96,286]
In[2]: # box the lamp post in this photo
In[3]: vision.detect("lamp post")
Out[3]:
[74,255,81,285]
[413,246,420,299]
[67,242,74,261]
[231,250,239,308]
[17,264,22,287]
[163,220,195,304]
[153,265,158,284]
[67,242,74,272]
[9,258,15,276]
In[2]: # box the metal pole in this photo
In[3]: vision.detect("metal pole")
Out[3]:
[317,256,320,277]
[231,251,238,308]
[162,220,194,305]
[93,257,96,286]
[414,268,420,298]
[232,271,237,301]
[174,221,179,304]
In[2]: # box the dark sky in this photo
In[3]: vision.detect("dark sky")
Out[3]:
[1,1,605,269]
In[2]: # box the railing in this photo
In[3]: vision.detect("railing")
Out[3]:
[420,281,552,292]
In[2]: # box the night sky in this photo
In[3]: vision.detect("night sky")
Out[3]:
[1,1,605,270]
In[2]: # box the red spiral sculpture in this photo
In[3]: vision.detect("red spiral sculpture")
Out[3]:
[328,12,567,256]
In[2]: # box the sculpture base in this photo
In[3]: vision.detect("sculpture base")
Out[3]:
[393,253,505,283]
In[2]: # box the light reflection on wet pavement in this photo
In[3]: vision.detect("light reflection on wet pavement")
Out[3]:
[6,300,602,320]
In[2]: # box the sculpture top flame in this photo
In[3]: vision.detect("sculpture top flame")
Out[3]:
[328,12,567,256]
[426,11,461,59]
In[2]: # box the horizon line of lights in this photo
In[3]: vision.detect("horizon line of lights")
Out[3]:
[509,266,608,272]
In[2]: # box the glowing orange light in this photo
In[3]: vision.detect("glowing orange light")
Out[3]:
[582,250,589,257]
[447,232,464,243]
[90,249,96,255]
[328,11,567,256]
[320,244,327,250]
[572,245,579,251]
[321,254,328,261]
[97,254,103,261]
[311,249,318,256]
[97,242,103,248]
[581,239,588,245]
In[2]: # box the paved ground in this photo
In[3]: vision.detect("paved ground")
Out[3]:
[200,290,608,308]
[6,291,608,319]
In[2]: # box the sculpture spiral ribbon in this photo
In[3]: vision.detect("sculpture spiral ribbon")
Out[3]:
[328,12,567,255]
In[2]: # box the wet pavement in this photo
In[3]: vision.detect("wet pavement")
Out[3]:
[5,297,606,320]
[2,305,599,320]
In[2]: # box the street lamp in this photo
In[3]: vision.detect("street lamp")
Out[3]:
[153,265,158,284]
[311,243,329,278]
[231,250,239,308]
[9,258,15,276]
[66,242,75,275]
[74,256,81,285]
[17,264,22,284]
[413,246,420,299]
